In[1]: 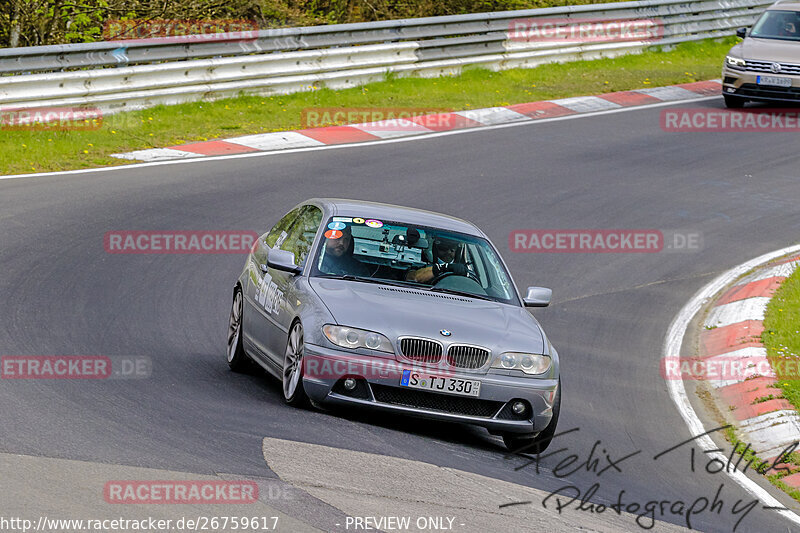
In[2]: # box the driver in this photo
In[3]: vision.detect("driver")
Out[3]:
[320,224,371,277]
[406,236,470,283]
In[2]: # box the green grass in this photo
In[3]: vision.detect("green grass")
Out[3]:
[0,37,736,175]
[722,426,800,503]
[763,261,800,409]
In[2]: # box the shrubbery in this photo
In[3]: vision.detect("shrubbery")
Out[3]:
[0,0,625,47]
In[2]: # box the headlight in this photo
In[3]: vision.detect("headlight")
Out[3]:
[491,352,551,375]
[323,325,394,353]
[725,56,746,69]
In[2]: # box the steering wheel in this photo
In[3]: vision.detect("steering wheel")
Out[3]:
[430,269,481,286]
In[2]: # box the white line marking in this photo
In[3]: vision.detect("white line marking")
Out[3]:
[225,131,325,150]
[109,147,202,161]
[0,95,719,181]
[454,107,532,125]
[704,347,773,388]
[637,86,700,101]
[664,244,800,527]
[739,410,800,457]
[705,297,770,328]
[350,119,433,138]
[736,261,799,285]
[551,96,622,113]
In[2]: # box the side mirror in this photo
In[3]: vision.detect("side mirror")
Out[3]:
[736,27,747,39]
[267,249,302,274]
[523,286,552,308]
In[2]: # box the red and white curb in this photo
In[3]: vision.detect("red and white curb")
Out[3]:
[664,246,800,527]
[700,255,800,463]
[110,80,722,162]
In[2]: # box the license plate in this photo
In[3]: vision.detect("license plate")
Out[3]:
[400,370,481,397]
[757,75,792,88]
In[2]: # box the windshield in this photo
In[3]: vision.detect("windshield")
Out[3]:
[310,216,519,305]
[750,10,800,41]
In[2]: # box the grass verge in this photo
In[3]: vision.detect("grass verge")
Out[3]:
[721,426,800,503]
[0,37,735,175]
[763,261,800,410]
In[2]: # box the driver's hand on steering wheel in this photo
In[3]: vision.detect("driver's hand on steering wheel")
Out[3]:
[433,262,468,277]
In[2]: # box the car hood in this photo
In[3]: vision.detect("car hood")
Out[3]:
[309,278,545,354]
[733,38,800,63]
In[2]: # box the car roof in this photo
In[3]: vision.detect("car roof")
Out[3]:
[308,198,485,237]
[769,0,800,10]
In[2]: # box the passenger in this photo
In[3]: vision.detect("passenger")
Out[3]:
[320,225,371,277]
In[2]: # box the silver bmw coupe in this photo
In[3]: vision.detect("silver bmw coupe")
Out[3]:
[227,199,560,452]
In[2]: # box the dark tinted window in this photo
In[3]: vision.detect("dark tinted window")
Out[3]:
[751,10,800,40]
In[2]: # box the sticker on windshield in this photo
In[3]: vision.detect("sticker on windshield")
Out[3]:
[325,229,343,239]
[352,218,365,224]
[332,217,352,223]
[327,221,346,231]
[365,219,383,228]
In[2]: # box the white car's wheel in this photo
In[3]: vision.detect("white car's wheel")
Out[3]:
[282,322,308,406]
[227,288,249,372]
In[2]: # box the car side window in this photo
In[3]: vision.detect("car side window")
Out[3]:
[280,206,323,266]
[265,207,302,248]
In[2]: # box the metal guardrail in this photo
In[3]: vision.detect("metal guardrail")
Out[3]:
[0,0,771,116]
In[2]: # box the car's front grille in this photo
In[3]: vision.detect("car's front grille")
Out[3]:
[371,384,503,418]
[447,344,491,369]
[735,83,800,101]
[746,60,800,75]
[399,337,442,363]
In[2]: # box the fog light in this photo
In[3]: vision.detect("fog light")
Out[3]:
[343,377,357,391]
[512,401,527,415]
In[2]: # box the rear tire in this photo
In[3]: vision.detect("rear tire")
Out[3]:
[282,321,308,406]
[724,94,746,109]
[227,287,250,372]
[503,378,561,453]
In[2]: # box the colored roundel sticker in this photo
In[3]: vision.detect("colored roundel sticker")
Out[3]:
[327,221,346,230]
[365,219,383,228]
[352,217,365,224]
[325,229,343,239]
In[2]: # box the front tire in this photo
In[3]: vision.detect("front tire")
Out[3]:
[503,378,561,453]
[724,94,746,109]
[282,322,308,406]
[227,287,249,372]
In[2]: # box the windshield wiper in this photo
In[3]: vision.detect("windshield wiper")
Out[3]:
[428,287,493,301]
[316,274,422,289]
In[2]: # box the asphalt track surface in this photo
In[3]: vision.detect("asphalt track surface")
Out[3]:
[2,97,800,532]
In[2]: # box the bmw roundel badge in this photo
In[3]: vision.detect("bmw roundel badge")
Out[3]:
[440,329,452,337]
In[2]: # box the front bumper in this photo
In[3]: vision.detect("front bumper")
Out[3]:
[723,64,800,104]
[302,343,558,435]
